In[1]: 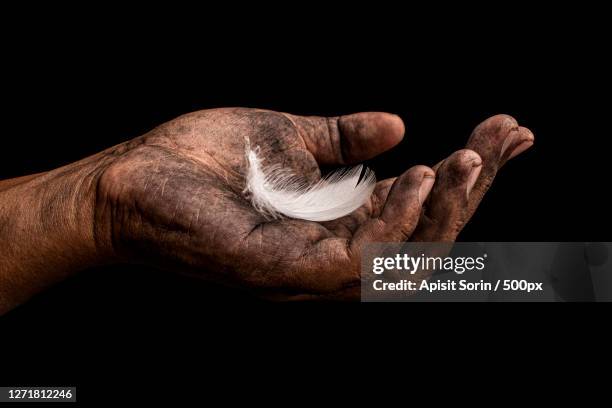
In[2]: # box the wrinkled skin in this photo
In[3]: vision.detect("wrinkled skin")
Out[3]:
[91,108,534,300]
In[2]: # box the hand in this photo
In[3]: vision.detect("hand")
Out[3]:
[90,108,533,300]
[0,108,534,310]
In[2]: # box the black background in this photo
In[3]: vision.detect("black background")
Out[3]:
[1,4,610,402]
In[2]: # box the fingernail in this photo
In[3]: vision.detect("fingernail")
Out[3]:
[499,128,521,160]
[508,139,534,160]
[418,174,435,205]
[466,163,482,199]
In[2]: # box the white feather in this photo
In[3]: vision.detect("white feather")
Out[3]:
[244,146,376,222]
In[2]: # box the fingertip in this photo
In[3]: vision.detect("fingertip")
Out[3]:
[441,149,482,175]
[384,113,406,144]
[338,112,405,162]
[469,114,518,149]
[391,165,435,207]
[466,114,535,170]
[478,114,518,133]
[351,164,435,245]
[409,164,435,177]
[395,165,435,190]
[509,140,534,160]
[508,127,535,160]
[519,126,535,143]
[434,149,483,200]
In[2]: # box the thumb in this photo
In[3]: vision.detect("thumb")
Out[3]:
[289,112,405,165]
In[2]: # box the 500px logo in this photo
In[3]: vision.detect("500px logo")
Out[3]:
[372,253,487,275]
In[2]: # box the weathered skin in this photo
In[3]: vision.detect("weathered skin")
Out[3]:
[0,108,534,310]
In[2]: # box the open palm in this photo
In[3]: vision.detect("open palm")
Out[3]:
[94,108,534,299]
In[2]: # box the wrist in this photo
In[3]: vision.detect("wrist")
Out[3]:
[0,154,116,312]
